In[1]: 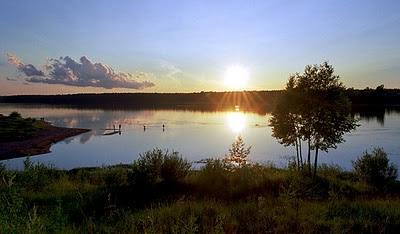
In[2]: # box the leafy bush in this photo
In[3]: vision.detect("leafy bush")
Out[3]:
[193,159,284,199]
[129,149,191,198]
[283,170,330,201]
[19,157,61,192]
[8,111,21,118]
[229,164,284,199]
[103,165,130,188]
[193,159,230,198]
[353,148,398,191]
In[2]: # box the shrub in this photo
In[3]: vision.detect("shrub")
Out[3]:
[8,111,21,118]
[129,149,191,197]
[353,148,398,191]
[193,160,284,199]
[283,170,330,201]
[104,165,130,188]
[193,159,230,198]
[19,157,61,192]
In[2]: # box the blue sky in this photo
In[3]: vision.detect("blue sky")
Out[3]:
[1,0,399,94]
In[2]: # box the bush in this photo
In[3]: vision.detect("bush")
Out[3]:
[193,159,230,198]
[103,165,130,188]
[353,148,398,191]
[283,170,330,201]
[19,157,61,192]
[192,159,284,199]
[8,111,21,118]
[129,149,191,198]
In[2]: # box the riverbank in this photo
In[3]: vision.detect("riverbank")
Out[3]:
[1,149,399,233]
[0,120,90,160]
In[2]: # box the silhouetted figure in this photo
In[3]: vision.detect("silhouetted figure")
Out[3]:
[143,125,146,131]
[113,125,116,131]
[119,124,121,131]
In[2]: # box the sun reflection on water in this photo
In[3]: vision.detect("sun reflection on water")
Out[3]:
[226,111,247,133]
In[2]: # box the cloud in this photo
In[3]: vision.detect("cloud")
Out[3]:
[161,62,183,80]
[7,53,45,77]
[6,54,155,89]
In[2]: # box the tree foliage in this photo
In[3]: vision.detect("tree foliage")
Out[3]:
[269,62,358,176]
[224,135,251,168]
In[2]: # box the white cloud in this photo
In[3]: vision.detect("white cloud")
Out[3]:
[160,62,183,80]
[6,54,155,89]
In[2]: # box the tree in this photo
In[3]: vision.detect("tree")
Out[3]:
[269,62,358,176]
[224,135,251,168]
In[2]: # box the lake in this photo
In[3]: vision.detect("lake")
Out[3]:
[1,103,400,170]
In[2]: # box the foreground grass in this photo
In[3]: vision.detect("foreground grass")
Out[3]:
[1,152,400,233]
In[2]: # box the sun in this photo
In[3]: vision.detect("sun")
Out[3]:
[227,112,247,133]
[224,65,249,90]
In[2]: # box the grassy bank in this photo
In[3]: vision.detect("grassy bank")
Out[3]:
[1,149,400,233]
[0,112,90,159]
[0,112,44,143]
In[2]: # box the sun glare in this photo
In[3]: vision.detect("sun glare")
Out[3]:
[224,65,249,90]
[227,112,247,133]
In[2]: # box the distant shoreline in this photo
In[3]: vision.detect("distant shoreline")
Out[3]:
[0,121,90,160]
[1,88,399,108]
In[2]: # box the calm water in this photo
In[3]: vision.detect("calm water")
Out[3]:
[1,104,400,170]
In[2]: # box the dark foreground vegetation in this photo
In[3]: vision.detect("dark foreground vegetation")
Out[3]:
[1,148,399,233]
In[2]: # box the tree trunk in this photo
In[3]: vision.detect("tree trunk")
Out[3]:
[295,138,300,170]
[299,138,303,169]
[313,146,319,177]
[307,137,311,176]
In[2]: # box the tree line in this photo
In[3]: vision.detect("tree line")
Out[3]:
[1,87,399,110]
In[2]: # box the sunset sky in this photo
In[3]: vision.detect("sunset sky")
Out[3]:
[1,0,399,95]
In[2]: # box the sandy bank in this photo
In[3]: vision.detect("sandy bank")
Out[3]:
[0,122,90,160]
